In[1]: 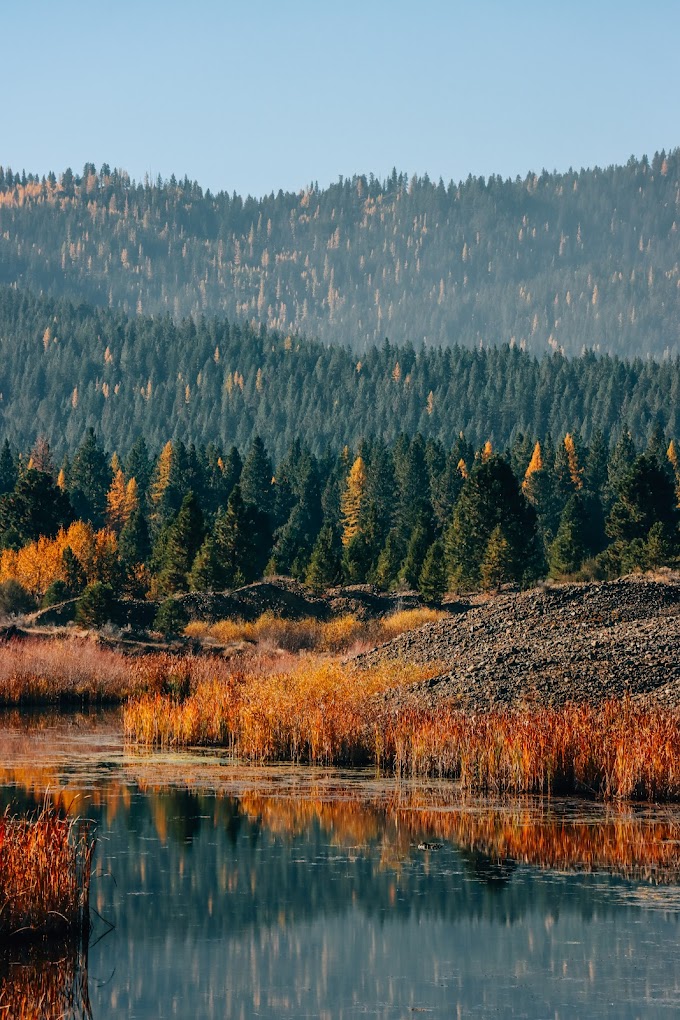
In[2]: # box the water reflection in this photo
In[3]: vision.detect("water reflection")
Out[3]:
[1,713,680,1017]
[0,943,91,1020]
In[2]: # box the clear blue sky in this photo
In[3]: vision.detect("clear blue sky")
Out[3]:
[4,0,679,197]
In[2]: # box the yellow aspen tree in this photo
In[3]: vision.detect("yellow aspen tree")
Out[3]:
[106,469,128,532]
[481,440,493,462]
[341,456,367,547]
[522,442,543,492]
[563,433,583,489]
[457,458,468,480]
[11,536,63,596]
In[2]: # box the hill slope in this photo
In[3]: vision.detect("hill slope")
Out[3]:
[1,151,679,356]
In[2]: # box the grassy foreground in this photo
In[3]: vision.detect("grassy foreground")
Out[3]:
[2,607,680,800]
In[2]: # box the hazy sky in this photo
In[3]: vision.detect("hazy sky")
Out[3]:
[4,0,679,196]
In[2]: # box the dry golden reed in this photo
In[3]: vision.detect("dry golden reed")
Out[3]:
[123,658,441,764]
[0,805,94,940]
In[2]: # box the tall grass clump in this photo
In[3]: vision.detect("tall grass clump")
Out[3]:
[385,699,680,799]
[124,659,440,763]
[126,672,680,800]
[0,805,95,941]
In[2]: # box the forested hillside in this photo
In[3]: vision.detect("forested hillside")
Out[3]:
[1,152,679,356]
[1,287,679,459]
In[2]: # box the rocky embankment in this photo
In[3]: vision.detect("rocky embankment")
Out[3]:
[358,577,680,710]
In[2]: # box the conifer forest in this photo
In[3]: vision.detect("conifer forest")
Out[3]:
[0,154,679,607]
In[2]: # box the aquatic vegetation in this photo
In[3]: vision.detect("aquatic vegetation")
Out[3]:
[123,659,441,762]
[0,804,95,941]
[126,667,680,800]
[385,698,680,799]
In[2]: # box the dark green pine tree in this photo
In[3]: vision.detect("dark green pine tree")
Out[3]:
[479,526,514,592]
[604,429,637,510]
[305,525,342,594]
[125,437,153,499]
[373,529,406,591]
[400,522,433,590]
[606,455,679,547]
[188,535,225,592]
[0,468,73,548]
[644,520,677,568]
[269,449,323,577]
[583,429,609,497]
[418,539,448,603]
[156,492,205,595]
[240,436,274,518]
[445,454,544,588]
[548,494,589,576]
[213,484,263,586]
[119,506,151,570]
[0,440,17,496]
[69,428,111,527]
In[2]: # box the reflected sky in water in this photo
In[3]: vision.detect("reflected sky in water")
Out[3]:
[1,713,679,1018]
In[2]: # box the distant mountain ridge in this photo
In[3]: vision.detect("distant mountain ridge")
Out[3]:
[0,150,679,357]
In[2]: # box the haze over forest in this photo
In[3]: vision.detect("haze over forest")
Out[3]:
[1,150,679,361]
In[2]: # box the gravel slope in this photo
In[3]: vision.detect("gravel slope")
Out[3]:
[357,577,680,710]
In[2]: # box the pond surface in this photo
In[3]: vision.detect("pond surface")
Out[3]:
[1,712,680,1018]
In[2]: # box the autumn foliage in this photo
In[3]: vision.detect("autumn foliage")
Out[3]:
[0,522,118,598]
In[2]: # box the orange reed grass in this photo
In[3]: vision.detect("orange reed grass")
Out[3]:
[124,659,441,764]
[126,667,680,800]
[0,804,95,941]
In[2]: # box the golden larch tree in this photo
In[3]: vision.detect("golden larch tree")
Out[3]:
[522,442,543,492]
[106,469,128,532]
[563,433,583,489]
[341,456,368,547]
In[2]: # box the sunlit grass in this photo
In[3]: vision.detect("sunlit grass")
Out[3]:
[125,671,680,800]
[123,658,442,763]
[185,607,446,653]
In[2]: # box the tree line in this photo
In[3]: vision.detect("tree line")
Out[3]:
[0,425,678,624]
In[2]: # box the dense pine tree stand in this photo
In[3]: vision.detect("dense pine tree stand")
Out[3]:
[0,423,678,613]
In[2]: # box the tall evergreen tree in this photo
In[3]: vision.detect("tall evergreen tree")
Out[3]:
[156,492,205,595]
[446,455,544,588]
[69,428,111,527]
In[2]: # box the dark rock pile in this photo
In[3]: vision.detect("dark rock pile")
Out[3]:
[357,577,680,710]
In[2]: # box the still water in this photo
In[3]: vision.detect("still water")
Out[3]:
[1,712,680,1018]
